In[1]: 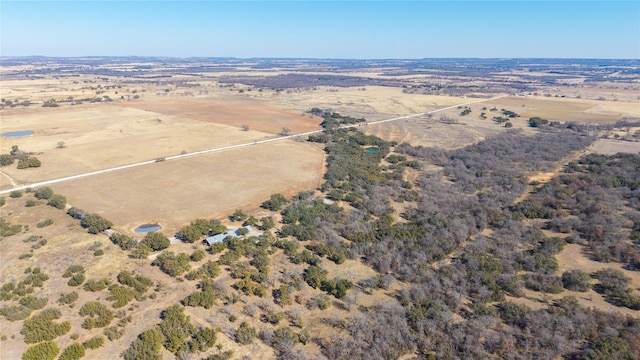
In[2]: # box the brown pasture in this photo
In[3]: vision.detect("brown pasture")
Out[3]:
[363,100,530,148]
[49,140,324,236]
[255,86,469,119]
[0,104,274,190]
[486,96,640,124]
[592,139,640,155]
[117,96,322,134]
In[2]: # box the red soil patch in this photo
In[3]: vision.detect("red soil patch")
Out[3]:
[118,96,321,134]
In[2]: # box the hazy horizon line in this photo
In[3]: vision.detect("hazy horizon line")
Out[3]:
[2,55,639,61]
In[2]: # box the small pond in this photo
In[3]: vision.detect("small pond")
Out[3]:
[135,224,162,233]
[366,147,378,153]
[1,130,34,137]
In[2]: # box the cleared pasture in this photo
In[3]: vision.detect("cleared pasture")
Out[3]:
[50,140,324,235]
[486,96,640,124]
[363,101,530,148]
[592,139,640,155]
[0,104,274,190]
[117,96,322,134]
[260,86,470,119]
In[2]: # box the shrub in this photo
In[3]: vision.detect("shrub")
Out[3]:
[261,310,285,325]
[107,286,137,308]
[230,209,248,222]
[67,273,85,286]
[19,295,48,310]
[63,265,85,287]
[47,194,66,209]
[316,294,332,310]
[122,328,163,360]
[25,199,36,207]
[109,233,137,250]
[260,216,275,230]
[524,274,564,294]
[22,341,59,360]
[36,219,53,228]
[129,244,151,259]
[94,249,104,256]
[59,343,85,360]
[17,157,41,169]
[104,326,125,341]
[34,187,54,200]
[561,270,591,292]
[261,193,288,211]
[190,249,205,262]
[152,251,191,277]
[182,284,218,309]
[200,261,221,278]
[529,117,549,127]
[0,154,14,166]
[141,231,170,251]
[58,292,79,305]
[177,225,200,243]
[158,305,196,353]
[67,207,85,220]
[9,190,22,198]
[21,308,71,343]
[187,327,217,353]
[117,271,153,294]
[498,301,531,329]
[0,218,22,237]
[82,336,105,349]
[80,213,113,234]
[593,268,630,295]
[204,350,234,360]
[0,305,33,321]
[83,279,110,292]
[30,239,47,250]
[80,301,114,329]
[235,322,256,344]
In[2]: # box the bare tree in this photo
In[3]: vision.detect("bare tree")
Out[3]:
[242,124,250,131]
[56,141,65,149]
[281,127,291,136]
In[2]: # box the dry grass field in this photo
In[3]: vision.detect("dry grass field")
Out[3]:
[364,100,530,148]
[0,104,288,189]
[486,96,640,124]
[592,138,640,155]
[48,140,323,236]
[260,86,468,119]
[118,96,322,134]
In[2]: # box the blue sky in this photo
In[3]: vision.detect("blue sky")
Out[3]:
[1,1,638,59]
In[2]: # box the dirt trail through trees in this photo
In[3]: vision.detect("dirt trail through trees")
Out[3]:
[513,144,594,204]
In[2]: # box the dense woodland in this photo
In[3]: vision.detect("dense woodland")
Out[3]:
[300,125,639,359]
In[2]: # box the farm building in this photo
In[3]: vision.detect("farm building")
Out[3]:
[203,225,252,246]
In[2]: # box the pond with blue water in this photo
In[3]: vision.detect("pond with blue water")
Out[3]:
[135,224,162,233]
[1,130,34,137]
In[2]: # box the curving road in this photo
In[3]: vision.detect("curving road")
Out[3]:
[0,95,505,195]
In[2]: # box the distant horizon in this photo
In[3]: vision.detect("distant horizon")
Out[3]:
[2,1,639,59]
[2,55,638,61]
